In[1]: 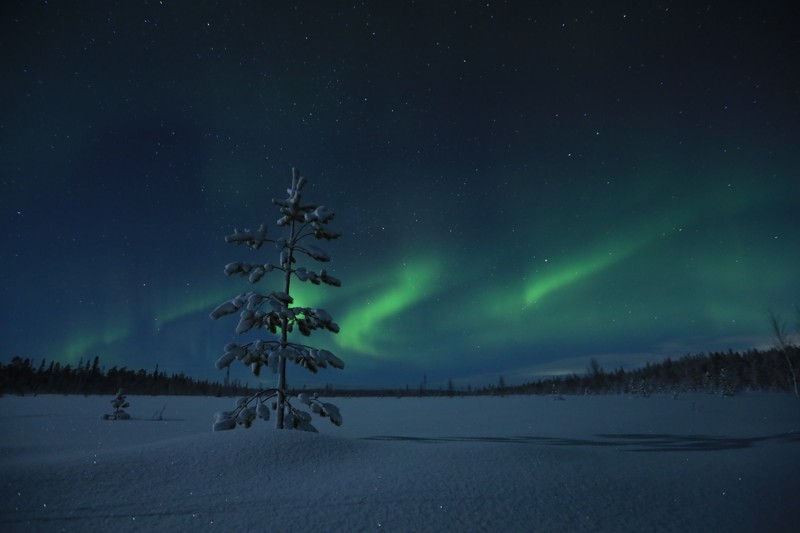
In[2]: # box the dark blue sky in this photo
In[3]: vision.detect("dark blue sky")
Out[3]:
[2,1,798,389]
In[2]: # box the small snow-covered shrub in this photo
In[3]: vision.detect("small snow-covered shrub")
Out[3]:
[210,168,345,431]
[102,389,131,420]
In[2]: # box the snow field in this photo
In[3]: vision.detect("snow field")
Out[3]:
[1,393,798,532]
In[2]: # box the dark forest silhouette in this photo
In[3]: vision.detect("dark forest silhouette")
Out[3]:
[1,346,798,398]
[0,356,253,397]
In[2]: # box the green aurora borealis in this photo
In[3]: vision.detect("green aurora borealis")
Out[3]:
[2,2,798,387]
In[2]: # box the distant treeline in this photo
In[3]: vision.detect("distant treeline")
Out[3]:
[503,347,798,398]
[0,356,253,397]
[1,347,797,398]
[310,347,799,398]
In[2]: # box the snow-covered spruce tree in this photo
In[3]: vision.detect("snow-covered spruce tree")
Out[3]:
[210,168,344,431]
[102,388,131,420]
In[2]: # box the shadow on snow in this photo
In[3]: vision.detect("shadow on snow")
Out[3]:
[362,432,800,452]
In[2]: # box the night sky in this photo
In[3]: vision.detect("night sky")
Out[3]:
[2,1,798,389]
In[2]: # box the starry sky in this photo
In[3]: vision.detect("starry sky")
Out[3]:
[2,1,798,389]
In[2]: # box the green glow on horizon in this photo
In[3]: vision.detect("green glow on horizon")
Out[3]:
[155,286,236,328]
[456,196,705,350]
[49,162,797,375]
[523,249,628,306]
[336,259,441,356]
[62,319,131,365]
[520,215,669,309]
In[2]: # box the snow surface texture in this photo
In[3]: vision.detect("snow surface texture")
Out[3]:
[1,394,798,532]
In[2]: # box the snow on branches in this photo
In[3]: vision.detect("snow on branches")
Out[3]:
[213,390,341,432]
[225,224,269,250]
[210,167,345,431]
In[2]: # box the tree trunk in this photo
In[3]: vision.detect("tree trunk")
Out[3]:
[276,288,291,429]
[276,220,296,429]
[276,345,287,429]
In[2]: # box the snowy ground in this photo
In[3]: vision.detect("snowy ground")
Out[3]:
[1,393,798,532]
